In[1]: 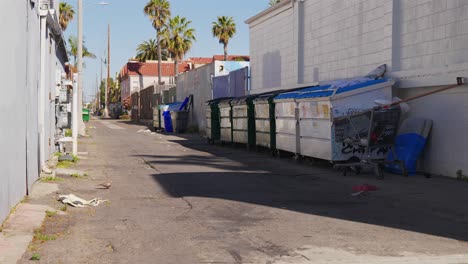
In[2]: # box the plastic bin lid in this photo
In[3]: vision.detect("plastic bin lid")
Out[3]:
[335,78,388,95]
[275,78,390,100]
[274,84,325,100]
[254,90,286,101]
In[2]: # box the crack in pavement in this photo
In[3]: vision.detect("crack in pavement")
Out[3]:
[138,156,162,174]
[181,197,193,210]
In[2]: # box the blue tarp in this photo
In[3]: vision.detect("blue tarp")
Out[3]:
[274,78,389,100]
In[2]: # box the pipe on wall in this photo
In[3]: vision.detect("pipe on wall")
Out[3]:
[39,14,47,170]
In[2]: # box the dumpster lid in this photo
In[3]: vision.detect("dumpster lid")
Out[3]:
[230,94,260,105]
[254,90,287,102]
[275,78,390,100]
[206,97,233,104]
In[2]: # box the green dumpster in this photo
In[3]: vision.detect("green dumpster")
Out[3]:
[253,91,285,153]
[206,97,232,144]
[231,95,261,149]
[82,108,90,122]
[218,98,234,144]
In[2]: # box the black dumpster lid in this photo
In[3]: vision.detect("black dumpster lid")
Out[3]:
[206,97,233,104]
[230,94,262,104]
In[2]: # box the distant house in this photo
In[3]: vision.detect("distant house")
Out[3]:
[119,60,190,102]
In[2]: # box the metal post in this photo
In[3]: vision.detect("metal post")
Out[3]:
[77,0,86,135]
[72,73,78,156]
[104,23,110,118]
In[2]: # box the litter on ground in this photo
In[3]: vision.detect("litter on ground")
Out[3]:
[58,194,108,208]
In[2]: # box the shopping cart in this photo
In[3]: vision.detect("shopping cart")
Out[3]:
[333,106,407,178]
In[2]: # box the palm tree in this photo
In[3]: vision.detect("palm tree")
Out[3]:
[269,0,281,7]
[59,2,75,31]
[68,36,96,67]
[212,16,236,61]
[144,0,171,85]
[136,39,168,62]
[161,15,196,77]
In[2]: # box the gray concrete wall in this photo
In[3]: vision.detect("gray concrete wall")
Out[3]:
[0,0,29,222]
[26,1,41,190]
[0,1,68,223]
[176,64,214,134]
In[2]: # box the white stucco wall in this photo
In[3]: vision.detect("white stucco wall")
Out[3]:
[121,75,172,102]
[247,0,468,177]
[248,2,296,91]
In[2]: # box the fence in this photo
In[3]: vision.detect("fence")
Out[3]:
[176,64,214,133]
[213,67,249,99]
[140,86,154,121]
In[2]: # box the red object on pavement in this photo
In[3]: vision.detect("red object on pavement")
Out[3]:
[352,184,378,192]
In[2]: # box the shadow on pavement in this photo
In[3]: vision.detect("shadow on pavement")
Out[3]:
[141,134,468,242]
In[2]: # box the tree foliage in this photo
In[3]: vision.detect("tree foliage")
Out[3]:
[136,39,168,62]
[67,36,96,67]
[269,0,281,7]
[144,0,171,84]
[59,2,75,31]
[99,77,120,106]
[161,15,196,76]
[212,16,236,61]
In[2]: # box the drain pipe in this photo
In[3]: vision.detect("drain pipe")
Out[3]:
[296,0,305,85]
[39,9,48,172]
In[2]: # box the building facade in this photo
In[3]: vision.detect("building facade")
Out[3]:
[246,0,468,177]
[119,60,193,102]
[0,0,68,223]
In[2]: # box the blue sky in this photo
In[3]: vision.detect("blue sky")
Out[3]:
[63,0,270,102]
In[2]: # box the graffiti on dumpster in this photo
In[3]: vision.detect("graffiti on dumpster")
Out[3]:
[340,142,389,155]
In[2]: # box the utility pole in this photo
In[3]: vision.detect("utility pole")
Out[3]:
[95,73,98,113]
[77,0,86,135]
[72,73,78,156]
[104,23,110,118]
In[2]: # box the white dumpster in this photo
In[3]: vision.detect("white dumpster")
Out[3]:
[298,78,394,161]
[274,90,303,155]
[274,78,394,161]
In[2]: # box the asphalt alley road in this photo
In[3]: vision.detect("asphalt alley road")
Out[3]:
[19,119,468,264]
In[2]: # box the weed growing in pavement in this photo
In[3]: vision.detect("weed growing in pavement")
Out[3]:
[60,205,67,212]
[456,170,468,182]
[41,176,63,182]
[45,211,57,218]
[30,253,41,261]
[71,172,88,178]
[72,155,80,162]
[33,229,56,241]
[56,160,73,168]
[0,197,29,232]
[27,243,39,252]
